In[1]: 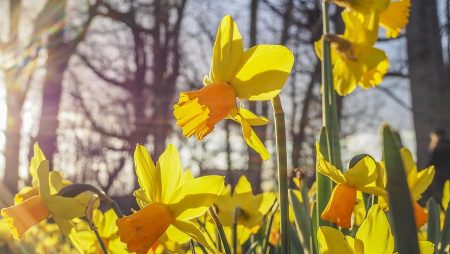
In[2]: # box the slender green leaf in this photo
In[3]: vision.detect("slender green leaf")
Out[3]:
[382,124,420,254]
[289,189,311,252]
[439,200,450,254]
[427,198,440,254]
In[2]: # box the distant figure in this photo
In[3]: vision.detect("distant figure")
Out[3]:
[425,129,450,205]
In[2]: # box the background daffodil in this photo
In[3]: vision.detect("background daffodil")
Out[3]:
[316,144,386,228]
[77,209,128,254]
[315,10,389,96]
[318,204,394,254]
[1,144,93,252]
[174,15,294,160]
[214,175,276,242]
[116,144,224,254]
[330,0,410,38]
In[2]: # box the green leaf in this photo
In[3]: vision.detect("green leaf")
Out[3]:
[289,189,311,253]
[289,222,304,254]
[439,199,450,254]
[311,202,318,254]
[317,127,333,227]
[382,124,420,254]
[427,198,440,254]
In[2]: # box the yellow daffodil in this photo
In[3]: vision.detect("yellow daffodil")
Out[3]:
[1,144,93,248]
[116,144,224,254]
[315,10,389,96]
[318,204,394,254]
[174,15,294,160]
[330,0,410,38]
[376,147,435,228]
[215,176,276,231]
[316,144,386,228]
[77,209,127,254]
[400,147,435,228]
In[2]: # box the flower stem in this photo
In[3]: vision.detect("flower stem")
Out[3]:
[271,95,289,254]
[58,183,124,218]
[208,207,232,254]
[94,228,108,254]
[317,0,343,228]
[233,207,240,254]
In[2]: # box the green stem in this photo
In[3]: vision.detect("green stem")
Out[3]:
[94,228,108,254]
[262,202,279,254]
[208,207,232,254]
[233,207,240,254]
[272,95,289,254]
[58,183,124,218]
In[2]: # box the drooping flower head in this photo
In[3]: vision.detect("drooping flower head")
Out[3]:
[315,10,389,96]
[1,144,93,246]
[174,15,294,160]
[316,144,386,228]
[116,144,224,254]
[330,0,410,38]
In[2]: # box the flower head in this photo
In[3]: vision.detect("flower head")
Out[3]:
[331,0,410,38]
[318,204,395,254]
[116,144,224,254]
[174,15,294,160]
[315,10,389,96]
[77,209,128,254]
[215,176,276,231]
[1,144,93,245]
[316,144,386,228]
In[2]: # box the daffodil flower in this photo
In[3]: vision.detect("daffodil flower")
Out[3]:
[77,209,128,254]
[330,0,410,38]
[116,144,224,254]
[376,147,434,228]
[316,144,386,228]
[174,15,294,160]
[318,204,394,254]
[315,10,389,96]
[1,145,93,247]
[318,204,434,254]
[214,175,276,246]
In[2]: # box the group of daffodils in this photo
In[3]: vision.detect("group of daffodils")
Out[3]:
[0,1,435,253]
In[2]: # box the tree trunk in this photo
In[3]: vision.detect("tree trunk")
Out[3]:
[3,0,23,192]
[4,92,24,192]
[37,0,67,169]
[407,0,450,167]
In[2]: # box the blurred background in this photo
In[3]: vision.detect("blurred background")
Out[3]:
[0,0,448,210]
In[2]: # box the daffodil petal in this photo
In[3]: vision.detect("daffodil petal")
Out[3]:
[256,192,276,215]
[380,0,410,38]
[209,15,244,83]
[166,225,191,244]
[134,144,160,203]
[36,160,51,201]
[234,176,253,194]
[158,144,184,203]
[317,226,353,254]
[316,155,346,184]
[410,166,435,201]
[168,175,224,220]
[238,107,269,126]
[345,156,378,187]
[233,114,270,160]
[101,209,118,238]
[400,147,417,175]
[231,45,294,100]
[418,241,435,254]
[30,143,46,187]
[356,205,394,254]
[342,9,378,45]
[172,220,219,254]
[47,194,91,220]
